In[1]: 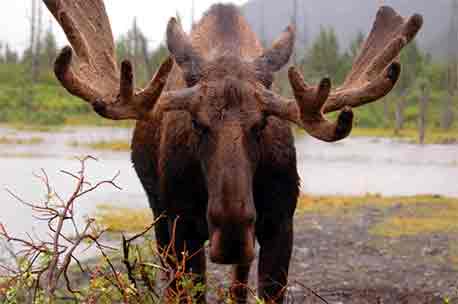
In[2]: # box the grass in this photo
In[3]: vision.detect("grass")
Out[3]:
[64,113,135,128]
[351,127,458,144]
[96,194,458,236]
[298,194,458,237]
[3,123,63,133]
[69,139,131,152]
[296,194,458,237]
[370,200,458,237]
[96,204,154,233]
[0,136,43,145]
[296,193,453,213]
[371,216,458,237]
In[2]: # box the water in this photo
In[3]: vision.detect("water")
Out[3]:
[0,126,456,243]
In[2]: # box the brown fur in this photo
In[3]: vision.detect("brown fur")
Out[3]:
[132,4,299,303]
[46,2,423,300]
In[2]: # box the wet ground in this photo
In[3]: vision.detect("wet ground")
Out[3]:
[205,204,458,303]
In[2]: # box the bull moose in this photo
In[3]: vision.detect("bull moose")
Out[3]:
[43,0,422,302]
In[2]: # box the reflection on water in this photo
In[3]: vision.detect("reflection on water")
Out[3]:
[0,126,457,239]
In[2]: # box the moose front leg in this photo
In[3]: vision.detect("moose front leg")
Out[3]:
[230,263,252,303]
[257,219,293,303]
[164,216,208,303]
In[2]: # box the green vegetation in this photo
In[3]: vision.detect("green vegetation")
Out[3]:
[0,136,43,145]
[69,139,131,152]
[0,22,168,128]
[297,194,458,237]
[370,200,458,237]
[97,194,458,236]
[96,204,154,233]
[351,127,458,144]
[0,19,457,142]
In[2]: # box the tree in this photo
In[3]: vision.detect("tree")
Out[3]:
[42,22,58,67]
[394,40,424,132]
[349,31,365,60]
[291,0,298,64]
[4,44,18,64]
[115,19,153,85]
[442,0,458,129]
[303,26,347,84]
[418,82,430,144]
[0,42,3,64]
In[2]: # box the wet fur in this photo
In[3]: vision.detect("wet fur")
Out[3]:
[131,4,300,302]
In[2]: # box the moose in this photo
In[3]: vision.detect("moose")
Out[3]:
[43,0,422,302]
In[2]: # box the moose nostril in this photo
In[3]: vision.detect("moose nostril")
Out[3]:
[209,227,256,265]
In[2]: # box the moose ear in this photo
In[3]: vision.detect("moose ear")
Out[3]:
[254,25,296,73]
[167,18,204,86]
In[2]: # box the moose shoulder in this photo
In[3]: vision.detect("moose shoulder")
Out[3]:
[43,1,422,303]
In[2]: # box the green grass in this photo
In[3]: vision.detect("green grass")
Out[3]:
[96,194,458,236]
[352,127,458,144]
[296,193,452,213]
[69,139,131,152]
[64,113,135,128]
[297,194,458,237]
[369,200,458,237]
[1,123,63,133]
[96,204,154,233]
[0,136,43,145]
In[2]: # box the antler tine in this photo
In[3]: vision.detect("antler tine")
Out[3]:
[322,6,423,114]
[43,0,174,120]
[256,67,353,142]
[256,6,422,142]
[288,68,354,142]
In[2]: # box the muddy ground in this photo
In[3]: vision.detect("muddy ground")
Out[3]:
[66,201,458,303]
[205,204,458,303]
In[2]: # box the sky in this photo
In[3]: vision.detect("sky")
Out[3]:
[0,1,249,53]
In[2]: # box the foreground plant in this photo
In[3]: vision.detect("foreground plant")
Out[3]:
[0,158,270,303]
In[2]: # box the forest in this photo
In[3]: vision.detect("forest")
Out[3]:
[0,4,456,144]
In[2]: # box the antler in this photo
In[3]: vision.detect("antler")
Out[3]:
[43,0,173,120]
[258,6,423,142]
[323,6,423,113]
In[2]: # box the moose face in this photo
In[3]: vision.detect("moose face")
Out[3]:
[161,18,352,265]
[189,63,268,264]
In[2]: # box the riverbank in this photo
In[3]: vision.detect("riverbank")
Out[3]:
[3,121,458,146]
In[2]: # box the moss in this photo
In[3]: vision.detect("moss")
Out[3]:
[69,140,131,152]
[370,200,458,237]
[97,195,458,235]
[96,204,154,233]
[295,126,458,144]
[297,194,453,214]
[371,216,458,237]
[4,123,63,132]
[298,194,458,237]
[0,136,43,145]
[64,113,134,128]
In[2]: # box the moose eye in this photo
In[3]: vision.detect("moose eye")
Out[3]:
[251,116,268,139]
[192,118,210,134]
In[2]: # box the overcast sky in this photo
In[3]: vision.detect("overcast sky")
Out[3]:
[0,1,249,53]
